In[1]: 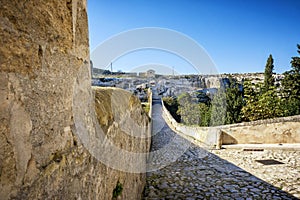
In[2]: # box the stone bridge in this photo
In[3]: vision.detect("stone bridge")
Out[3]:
[143,92,299,199]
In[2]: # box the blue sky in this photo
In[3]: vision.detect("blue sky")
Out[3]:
[87,0,300,74]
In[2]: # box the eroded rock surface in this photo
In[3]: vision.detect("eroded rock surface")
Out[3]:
[0,1,150,199]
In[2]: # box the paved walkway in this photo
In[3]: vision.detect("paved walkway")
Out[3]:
[143,96,298,199]
[212,148,300,199]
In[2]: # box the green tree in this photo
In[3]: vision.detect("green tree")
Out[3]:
[264,54,275,91]
[257,87,285,119]
[242,80,285,121]
[225,77,244,124]
[242,53,290,121]
[177,92,201,125]
[169,92,212,126]
[291,44,300,73]
[199,103,211,126]
[281,44,300,115]
[242,80,262,121]
[163,96,181,122]
[210,89,226,126]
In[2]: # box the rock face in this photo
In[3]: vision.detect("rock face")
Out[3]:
[0,0,150,199]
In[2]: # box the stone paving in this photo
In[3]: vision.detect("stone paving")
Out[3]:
[143,97,299,199]
[212,148,300,199]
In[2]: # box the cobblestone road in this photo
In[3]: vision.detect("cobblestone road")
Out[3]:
[143,97,298,199]
[212,148,300,199]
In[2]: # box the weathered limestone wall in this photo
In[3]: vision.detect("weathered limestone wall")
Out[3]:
[162,100,300,148]
[0,1,150,199]
[221,116,300,145]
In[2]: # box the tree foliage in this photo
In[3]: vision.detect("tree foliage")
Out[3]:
[264,54,275,91]
[242,80,260,121]
[225,77,244,124]
[177,92,201,125]
[242,82,284,121]
[175,92,213,126]
[243,45,300,120]
[281,44,300,115]
[198,103,211,126]
[291,44,300,73]
[210,89,227,126]
[162,96,181,122]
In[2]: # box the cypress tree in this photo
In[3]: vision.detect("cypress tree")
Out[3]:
[264,54,275,91]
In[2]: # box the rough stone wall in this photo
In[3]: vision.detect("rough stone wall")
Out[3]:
[218,115,300,145]
[0,1,150,199]
[221,119,300,145]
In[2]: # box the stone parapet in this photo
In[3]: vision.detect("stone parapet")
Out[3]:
[161,99,300,148]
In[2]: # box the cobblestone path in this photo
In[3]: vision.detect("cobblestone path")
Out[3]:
[212,148,300,199]
[143,97,298,200]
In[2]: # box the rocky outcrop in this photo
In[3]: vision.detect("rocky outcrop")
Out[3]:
[0,0,150,199]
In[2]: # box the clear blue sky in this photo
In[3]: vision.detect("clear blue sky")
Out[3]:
[87,0,300,74]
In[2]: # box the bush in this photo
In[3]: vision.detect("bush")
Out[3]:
[162,96,181,122]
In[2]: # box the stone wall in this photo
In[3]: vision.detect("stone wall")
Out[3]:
[220,116,300,145]
[162,100,300,148]
[161,99,218,148]
[0,1,150,199]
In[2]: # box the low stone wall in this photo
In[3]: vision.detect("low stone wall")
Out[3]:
[161,100,300,148]
[161,100,219,148]
[220,116,300,145]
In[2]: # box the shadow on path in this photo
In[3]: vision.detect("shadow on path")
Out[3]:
[143,97,298,199]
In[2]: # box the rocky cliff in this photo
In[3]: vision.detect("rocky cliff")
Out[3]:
[0,0,150,199]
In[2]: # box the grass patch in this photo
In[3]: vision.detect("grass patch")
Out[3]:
[142,103,150,114]
[112,181,123,199]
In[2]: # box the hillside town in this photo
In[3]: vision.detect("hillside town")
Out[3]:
[91,67,284,103]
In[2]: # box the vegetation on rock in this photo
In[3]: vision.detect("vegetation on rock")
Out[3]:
[112,181,123,199]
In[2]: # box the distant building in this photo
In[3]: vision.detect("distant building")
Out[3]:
[147,69,155,78]
[124,72,138,77]
[138,72,147,77]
